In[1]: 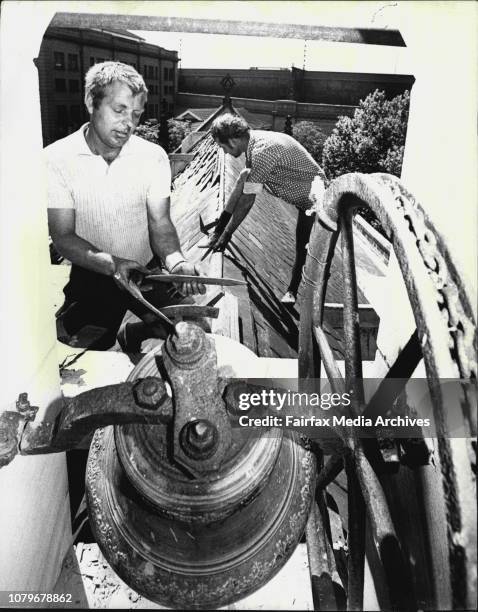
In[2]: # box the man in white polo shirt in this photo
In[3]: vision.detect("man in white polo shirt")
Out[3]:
[210,114,327,304]
[45,62,205,350]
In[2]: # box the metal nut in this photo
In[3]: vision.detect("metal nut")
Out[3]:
[15,393,38,422]
[166,322,206,365]
[180,419,218,460]
[134,377,168,411]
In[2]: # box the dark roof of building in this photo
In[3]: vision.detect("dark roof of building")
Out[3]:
[91,28,145,41]
[175,106,273,132]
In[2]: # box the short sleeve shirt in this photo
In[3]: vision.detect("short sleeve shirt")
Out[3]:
[44,124,171,266]
[244,130,327,210]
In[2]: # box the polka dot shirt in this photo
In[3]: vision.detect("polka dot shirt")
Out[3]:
[244,130,327,210]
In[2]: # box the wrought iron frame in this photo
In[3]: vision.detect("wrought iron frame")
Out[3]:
[299,172,477,611]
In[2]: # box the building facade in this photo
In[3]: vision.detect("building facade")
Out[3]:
[36,27,179,145]
[179,67,414,106]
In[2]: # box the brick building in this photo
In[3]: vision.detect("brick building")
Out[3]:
[36,27,179,145]
[179,67,414,106]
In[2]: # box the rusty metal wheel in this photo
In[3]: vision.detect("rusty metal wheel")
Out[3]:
[299,173,476,611]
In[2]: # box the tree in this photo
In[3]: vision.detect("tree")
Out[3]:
[322,89,410,233]
[292,121,328,164]
[322,89,410,179]
[168,119,192,152]
[135,118,160,144]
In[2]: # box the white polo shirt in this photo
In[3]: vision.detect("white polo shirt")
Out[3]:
[44,124,171,266]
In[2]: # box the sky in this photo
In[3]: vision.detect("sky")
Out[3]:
[128,0,411,75]
[131,30,407,74]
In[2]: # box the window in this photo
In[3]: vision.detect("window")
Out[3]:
[148,104,154,116]
[97,58,105,63]
[163,66,168,81]
[55,78,66,92]
[54,51,65,70]
[69,80,80,93]
[155,66,158,79]
[56,105,68,127]
[70,105,82,127]
[68,53,79,71]
[90,56,95,67]
[148,65,154,78]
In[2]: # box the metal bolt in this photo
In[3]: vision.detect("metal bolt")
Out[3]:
[180,419,218,460]
[166,322,206,366]
[134,377,170,413]
[15,392,39,422]
[142,379,160,397]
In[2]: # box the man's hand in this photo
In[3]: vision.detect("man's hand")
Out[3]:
[211,230,233,253]
[111,256,149,292]
[172,261,207,297]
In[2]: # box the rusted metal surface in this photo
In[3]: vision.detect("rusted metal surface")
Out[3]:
[341,207,365,406]
[299,224,339,381]
[316,453,344,490]
[85,326,316,608]
[313,324,344,388]
[87,425,316,609]
[15,392,39,421]
[345,453,365,611]
[0,410,22,468]
[20,380,173,455]
[162,322,232,476]
[299,172,477,611]
[306,501,337,611]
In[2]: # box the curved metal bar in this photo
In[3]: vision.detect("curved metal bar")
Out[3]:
[299,219,339,381]
[318,172,476,381]
[345,453,365,611]
[341,206,365,405]
[301,172,477,611]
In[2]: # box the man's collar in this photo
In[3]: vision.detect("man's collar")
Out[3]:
[76,123,134,158]
[76,123,95,155]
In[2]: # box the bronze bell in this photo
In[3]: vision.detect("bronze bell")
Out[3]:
[86,323,316,609]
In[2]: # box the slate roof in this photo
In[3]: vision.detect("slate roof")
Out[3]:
[175,107,273,131]
[170,124,385,360]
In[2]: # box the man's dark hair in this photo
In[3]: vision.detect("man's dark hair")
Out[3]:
[211,113,250,143]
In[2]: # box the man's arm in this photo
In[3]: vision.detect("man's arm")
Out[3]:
[226,193,256,233]
[147,196,205,296]
[224,168,251,214]
[208,168,251,245]
[48,208,148,291]
[211,193,256,252]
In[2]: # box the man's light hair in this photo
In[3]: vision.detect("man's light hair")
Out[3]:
[85,61,148,108]
[211,113,250,143]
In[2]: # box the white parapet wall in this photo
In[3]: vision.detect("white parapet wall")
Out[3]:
[0,1,71,593]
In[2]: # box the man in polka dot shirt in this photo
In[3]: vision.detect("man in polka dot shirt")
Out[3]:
[210,113,327,304]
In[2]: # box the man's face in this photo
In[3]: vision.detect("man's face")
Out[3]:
[86,81,146,152]
[215,137,244,158]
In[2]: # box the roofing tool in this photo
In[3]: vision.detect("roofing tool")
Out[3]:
[199,243,215,262]
[126,281,175,330]
[145,273,246,287]
[198,213,219,261]
[199,213,217,235]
